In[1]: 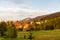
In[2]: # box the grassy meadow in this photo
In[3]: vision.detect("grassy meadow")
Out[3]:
[0,29,60,40]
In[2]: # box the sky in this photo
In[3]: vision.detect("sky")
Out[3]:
[0,0,60,21]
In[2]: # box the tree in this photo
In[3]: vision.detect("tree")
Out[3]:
[45,24,54,30]
[0,21,7,37]
[7,22,17,38]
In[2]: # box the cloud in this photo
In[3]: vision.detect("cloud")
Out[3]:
[0,0,28,4]
[10,0,27,4]
[0,8,48,21]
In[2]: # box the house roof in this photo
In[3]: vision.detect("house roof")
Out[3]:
[13,21,21,25]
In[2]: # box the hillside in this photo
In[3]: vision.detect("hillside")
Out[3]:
[21,12,60,31]
[22,12,60,22]
[34,12,60,20]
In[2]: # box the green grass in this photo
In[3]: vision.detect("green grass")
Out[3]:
[0,30,60,40]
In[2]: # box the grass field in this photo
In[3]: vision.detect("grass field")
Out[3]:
[0,30,60,40]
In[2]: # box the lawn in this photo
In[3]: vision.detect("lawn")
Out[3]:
[0,30,60,40]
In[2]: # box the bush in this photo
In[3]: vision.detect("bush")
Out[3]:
[45,25,54,30]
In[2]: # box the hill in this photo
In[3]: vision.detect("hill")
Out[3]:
[21,12,60,30]
[34,12,60,20]
[22,12,60,22]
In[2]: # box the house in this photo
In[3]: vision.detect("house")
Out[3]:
[23,22,29,28]
[13,21,22,29]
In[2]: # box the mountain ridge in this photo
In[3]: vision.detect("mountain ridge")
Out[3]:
[21,12,60,22]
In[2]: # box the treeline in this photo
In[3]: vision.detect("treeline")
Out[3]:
[26,12,60,31]
[26,17,60,31]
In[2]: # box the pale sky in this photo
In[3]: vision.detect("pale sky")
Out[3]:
[0,0,60,21]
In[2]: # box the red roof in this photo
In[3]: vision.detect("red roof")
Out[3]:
[13,21,20,25]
